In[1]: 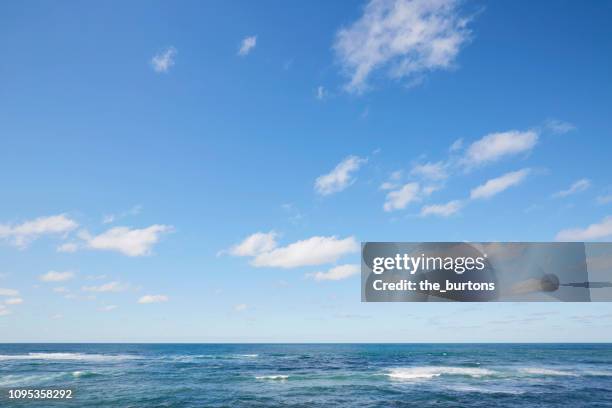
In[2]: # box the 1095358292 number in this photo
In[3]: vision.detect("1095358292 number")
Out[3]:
[8,389,73,399]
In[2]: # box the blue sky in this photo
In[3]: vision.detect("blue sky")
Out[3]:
[1,0,612,342]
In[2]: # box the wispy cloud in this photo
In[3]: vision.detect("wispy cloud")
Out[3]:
[231,235,359,269]
[57,242,78,253]
[78,225,172,256]
[383,182,421,211]
[334,0,472,93]
[544,119,576,135]
[0,306,10,316]
[315,156,367,196]
[98,305,117,312]
[102,205,142,225]
[39,271,75,282]
[420,200,462,217]
[306,264,360,281]
[82,281,127,293]
[316,86,327,100]
[234,303,248,312]
[5,297,22,305]
[462,130,538,168]
[0,288,19,297]
[470,169,530,199]
[553,178,591,198]
[53,287,69,293]
[138,294,169,304]
[0,214,78,248]
[449,138,464,152]
[238,36,257,56]
[151,47,177,73]
[411,161,448,181]
[597,194,612,205]
[225,231,277,257]
[556,216,612,241]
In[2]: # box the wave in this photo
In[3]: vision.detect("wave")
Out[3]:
[168,353,259,362]
[386,366,496,381]
[255,375,289,380]
[583,370,612,377]
[447,384,525,395]
[0,373,69,387]
[519,367,578,377]
[72,370,100,378]
[0,352,138,361]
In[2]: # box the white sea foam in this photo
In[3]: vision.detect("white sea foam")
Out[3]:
[0,352,137,361]
[255,375,289,380]
[447,384,525,395]
[0,373,67,387]
[237,354,259,358]
[386,366,496,381]
[583,370,612,377]
[519,367,578,377]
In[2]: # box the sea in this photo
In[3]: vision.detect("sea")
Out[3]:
[0,343,611,407]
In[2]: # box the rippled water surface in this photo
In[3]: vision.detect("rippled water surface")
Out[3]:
[1,343,611,407]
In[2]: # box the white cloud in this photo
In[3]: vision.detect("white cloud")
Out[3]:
[316,86,327,100]
[0,306,10,316]
[389,170,403,180]
[380,171,404,190]
[234,303,248,312]
[53,287,69,293]
[252,235,358,268]
[0,288,19,297]
[98,305,117,312]
[333,0,472,93]
[411,161,448,180]
[57,242,78,253]
[151,47,177,73]
[227,231,277,257]
[556,216,612,241]
[80,225,172,256]
[306,264,360,281]
[380,181,398,190]
[420,200,462,217]
[102,205,143,225]
[238,36,257,56]
[102,215,115,224]
[384,182,420,211]
[5,297,23,305]
[0,214,78,248]
[463,130,538,168]
[422,185,440,195]
[470,169,530,200]
[553,178,591,198]
[545,119,576,135]
[138,294,168,304]
[39,271,75,282]
[82,282,127,293]
[315,156,367,195]
[449,138,464,152]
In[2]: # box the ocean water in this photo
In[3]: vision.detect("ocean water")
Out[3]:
[0,343,611,407]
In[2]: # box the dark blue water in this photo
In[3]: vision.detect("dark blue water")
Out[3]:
[1,344,611,407]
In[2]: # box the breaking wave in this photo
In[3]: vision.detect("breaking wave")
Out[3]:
[255,375,289,380]
[0,352,138,361]
[386,366,496,381]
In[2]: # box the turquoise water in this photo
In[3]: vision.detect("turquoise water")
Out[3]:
[1,343,611,407]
